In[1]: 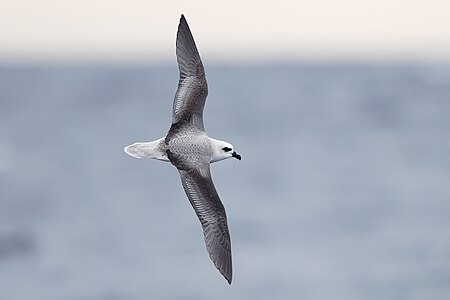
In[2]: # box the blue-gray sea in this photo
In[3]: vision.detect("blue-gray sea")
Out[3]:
[1,62,450,300]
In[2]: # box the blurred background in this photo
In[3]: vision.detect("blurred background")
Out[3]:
[1,1,450,299]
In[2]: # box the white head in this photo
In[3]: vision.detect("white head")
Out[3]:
[210,139,241,163]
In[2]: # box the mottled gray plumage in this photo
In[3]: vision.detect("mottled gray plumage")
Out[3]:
[124,14,240,285]
[171,15,208,131]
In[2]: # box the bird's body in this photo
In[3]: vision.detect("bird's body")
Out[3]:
[124,15,240,284]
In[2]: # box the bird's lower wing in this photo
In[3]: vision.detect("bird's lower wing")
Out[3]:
[178,167,232,284]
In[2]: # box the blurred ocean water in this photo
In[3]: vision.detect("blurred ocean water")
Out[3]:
[0,63,450,300]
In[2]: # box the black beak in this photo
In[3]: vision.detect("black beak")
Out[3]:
[232,151,241,160]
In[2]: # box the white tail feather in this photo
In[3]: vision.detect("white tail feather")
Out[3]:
[124,138,169,161]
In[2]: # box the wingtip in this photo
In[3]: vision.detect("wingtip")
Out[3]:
[178,14,188,32]
[222,267,232,285]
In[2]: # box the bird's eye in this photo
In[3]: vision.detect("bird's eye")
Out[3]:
[222,147,232,152]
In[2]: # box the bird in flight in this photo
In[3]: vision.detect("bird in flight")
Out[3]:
[124,14,241,284]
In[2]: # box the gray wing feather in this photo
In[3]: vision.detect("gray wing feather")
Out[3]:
[178,167,232,284]
[172,14,208,130]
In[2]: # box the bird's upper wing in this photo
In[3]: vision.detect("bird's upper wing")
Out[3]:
[172,14,208,130]
[177,166,232,284]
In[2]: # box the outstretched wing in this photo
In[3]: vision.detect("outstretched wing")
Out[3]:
[172,14,208,130]
[177,167,232,284]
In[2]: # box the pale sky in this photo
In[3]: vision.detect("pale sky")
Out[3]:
[1,0,450,62]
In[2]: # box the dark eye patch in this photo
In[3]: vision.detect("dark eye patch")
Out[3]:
[222,147,232,152]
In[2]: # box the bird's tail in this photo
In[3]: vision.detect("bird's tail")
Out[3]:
[124,138,169,162]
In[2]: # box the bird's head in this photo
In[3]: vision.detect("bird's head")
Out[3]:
[211,140,241,163]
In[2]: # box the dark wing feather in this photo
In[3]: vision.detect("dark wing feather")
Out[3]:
[172,15,208,130]
[178,167,232,284]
